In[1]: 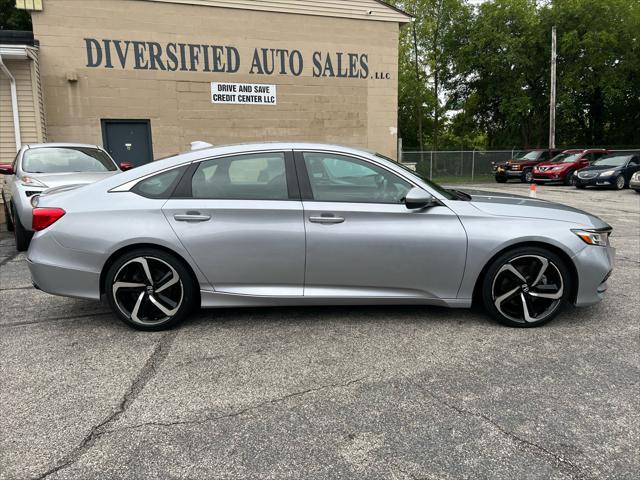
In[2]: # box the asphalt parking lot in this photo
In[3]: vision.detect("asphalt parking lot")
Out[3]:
[1,184,638,480]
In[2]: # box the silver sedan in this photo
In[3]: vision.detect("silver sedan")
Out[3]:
[27,143,615,330]
[0,143,130,251]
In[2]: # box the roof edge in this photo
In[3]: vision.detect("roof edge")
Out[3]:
[373,0,413,20]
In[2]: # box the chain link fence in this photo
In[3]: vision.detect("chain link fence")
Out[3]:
[400,149,640,183]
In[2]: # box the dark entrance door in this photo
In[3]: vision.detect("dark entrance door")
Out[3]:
[101,120,153,167]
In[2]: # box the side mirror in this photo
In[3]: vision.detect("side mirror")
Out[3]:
[0,163,14,175]
[405,187,436,209]
[119,162,133,171]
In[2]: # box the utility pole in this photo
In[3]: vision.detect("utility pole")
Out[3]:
[549,26,557,149]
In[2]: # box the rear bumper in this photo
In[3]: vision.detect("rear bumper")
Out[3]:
[573,244,615,307]
[27,232,102,300]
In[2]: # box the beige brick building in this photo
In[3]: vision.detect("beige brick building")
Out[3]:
[2,0,409,169]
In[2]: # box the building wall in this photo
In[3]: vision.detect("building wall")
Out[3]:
[31,0,401,159]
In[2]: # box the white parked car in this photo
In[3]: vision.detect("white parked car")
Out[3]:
[0,143,131,251]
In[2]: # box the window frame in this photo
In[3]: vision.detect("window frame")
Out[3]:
[172,150,300,201]
[131,165,189,199]
[294,150,416,205]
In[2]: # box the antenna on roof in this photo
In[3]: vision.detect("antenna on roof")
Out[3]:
[190,141,213,151]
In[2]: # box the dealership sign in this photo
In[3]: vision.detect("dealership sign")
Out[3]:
[211,82,276,105]
[83,38,383,80]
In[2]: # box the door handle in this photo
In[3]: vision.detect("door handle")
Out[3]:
[309,216,345,224]
[174,213,211,222]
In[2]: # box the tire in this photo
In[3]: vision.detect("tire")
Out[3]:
[12,205,33,252]
[576,184,586,190]
[104,248,197,331]
[521,169,533,183]
[3,200,14,232]
[481,246,572,328]
[563,171,575,186]
[613,174,625,190]
[495,176,507,184]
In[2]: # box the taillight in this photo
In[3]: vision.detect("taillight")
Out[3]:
[32,207,66,231]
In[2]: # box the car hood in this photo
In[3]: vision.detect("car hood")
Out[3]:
[28,171,118,189]
[457,188,609,229]
[578,164,621,172]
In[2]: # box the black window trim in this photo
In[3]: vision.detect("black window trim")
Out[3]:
[171,149,300,201]
[293,150,417,205]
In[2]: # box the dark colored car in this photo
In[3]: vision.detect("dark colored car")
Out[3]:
[574,154,640,190]
[493,149,563,183]
[532,149,609,186]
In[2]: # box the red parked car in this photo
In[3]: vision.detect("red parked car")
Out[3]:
[493,149,563,183]
[532,149,609,186]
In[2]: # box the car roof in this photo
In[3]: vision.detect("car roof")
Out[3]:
[25,143,103,150]
[183,141,380,158]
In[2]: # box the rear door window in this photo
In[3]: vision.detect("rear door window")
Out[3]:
[191,152,288,200]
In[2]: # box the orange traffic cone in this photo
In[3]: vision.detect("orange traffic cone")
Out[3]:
[529,183,537,198]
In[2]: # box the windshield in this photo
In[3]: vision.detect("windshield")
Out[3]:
[552,153,581,163]
[22,147,117,173]
[592,155,631,167]
[516,151,542,161]
[375,153,457,200]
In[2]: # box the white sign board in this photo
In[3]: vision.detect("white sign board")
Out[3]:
[211,82,277,106]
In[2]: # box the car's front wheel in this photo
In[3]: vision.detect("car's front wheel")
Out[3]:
[105,248,197,331]
[521,169,533,183]
[482,247,572,327]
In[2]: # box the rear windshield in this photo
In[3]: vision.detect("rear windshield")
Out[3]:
[593,155,631,167]
[22,147,117,173]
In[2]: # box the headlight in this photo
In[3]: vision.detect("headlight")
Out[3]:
[573,171,578,176]
[572,229,611,247]
[598,170,616,177]
[632,172,640,181]
[20,176,48,188]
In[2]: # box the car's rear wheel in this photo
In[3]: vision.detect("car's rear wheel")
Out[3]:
[482,247,572,328]
[105,248,196,331]
[12,205,32,252]
[614,174,625,190]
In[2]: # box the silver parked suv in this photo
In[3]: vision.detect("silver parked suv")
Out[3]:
[0,143,130,251]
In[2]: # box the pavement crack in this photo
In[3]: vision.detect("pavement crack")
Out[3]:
[1,311,112,328]
[101,375,368,435]
[420,388,596,480]
[31,330,179,480]
[0,251,20,268]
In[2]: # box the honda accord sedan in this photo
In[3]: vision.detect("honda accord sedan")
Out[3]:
[27,143,615,330]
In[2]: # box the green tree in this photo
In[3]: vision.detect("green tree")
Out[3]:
[0,0,32,30]
[545,0,640,146]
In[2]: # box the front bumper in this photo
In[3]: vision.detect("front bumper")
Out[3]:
[574,174,616,187]
[573,244,615,307]
[630,178,640,190]
[494,169,524,179]
[533,171,566,182]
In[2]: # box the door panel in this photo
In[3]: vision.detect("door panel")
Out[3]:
[162,151,304,296]
[163,199,305,295]
[302,202,467,299]
[102,120,153,167]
